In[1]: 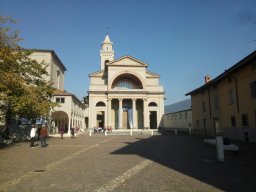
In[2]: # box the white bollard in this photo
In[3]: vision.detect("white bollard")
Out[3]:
[216,135,224,162]
[104,130,107,136]
[89,130,92,136]
[130,130,132,136]
[151,130,153,136]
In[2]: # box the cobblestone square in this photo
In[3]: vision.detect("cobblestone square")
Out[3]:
[0,134,256,192]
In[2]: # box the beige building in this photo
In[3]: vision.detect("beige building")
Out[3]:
[51,89,86,134]
[29,50,66,91]
[186,51,256,142]
[29,50,86,134]
[87,35,165,129]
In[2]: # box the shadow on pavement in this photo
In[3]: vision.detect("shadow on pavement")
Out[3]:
[111,135,256,192]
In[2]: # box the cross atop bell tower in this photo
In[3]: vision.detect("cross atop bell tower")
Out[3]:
[100,34,114,70]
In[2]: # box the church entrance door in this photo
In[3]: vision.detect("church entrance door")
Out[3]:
[97,111,105,128]
[149,111,157,129]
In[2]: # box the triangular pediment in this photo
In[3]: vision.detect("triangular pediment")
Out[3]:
[106,55,148,67]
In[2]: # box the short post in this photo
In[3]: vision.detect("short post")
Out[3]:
[151,130,153,136]
[216,134,224,162]
[189,127,192,136]
[175,129,177,135]
[89,130,92,136]
[104,130,107,136]
[130,130,132,136]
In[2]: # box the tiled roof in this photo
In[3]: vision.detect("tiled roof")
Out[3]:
[165,99,191,114]
[53,89,73,96]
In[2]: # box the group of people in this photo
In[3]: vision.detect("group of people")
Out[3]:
[30,124,80,148]
[93,126,112,134]
[59,125,79,139]
[30,124,48,148]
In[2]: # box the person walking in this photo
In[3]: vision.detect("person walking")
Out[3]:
[30,124,37,148]
[40,124,48,148]
[37,124,41,140]
[70,127,75,139]
[60,124,65,139]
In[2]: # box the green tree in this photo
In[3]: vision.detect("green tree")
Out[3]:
[0,16,56,124]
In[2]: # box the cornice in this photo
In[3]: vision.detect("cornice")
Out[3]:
[106,55,148,67]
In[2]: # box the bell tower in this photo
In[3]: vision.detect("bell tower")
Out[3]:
[100,34,114,70]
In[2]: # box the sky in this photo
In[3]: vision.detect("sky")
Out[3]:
[0,0,256,105]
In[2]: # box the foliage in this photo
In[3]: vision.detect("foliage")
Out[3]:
[0,16,57,123]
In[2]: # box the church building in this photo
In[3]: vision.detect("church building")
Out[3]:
[87,35,165,130]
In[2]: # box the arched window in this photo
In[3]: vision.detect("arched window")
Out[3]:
[112,74,143,90]
[96,101,106,107]
[148,102,157,107]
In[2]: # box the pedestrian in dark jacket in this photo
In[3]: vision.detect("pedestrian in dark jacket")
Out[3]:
[40,124,48,147]
[70,127,75,139]
[59,125,65,139]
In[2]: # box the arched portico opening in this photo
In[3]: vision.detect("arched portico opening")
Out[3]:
[51,111,69,134]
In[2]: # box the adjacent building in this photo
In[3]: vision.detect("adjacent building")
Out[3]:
[186,51,256,142]
[29,49,66,90]
[161,99,192,131]
[87,35,165,129]
[29,50,86,134]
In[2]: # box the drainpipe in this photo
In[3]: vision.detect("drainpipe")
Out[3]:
[208,88,212,119]
[225,70,240,113]
[234,77,240,113]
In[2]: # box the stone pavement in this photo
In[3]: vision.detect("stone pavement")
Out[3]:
[0,133,256,192]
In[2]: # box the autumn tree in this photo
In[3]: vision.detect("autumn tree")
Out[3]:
[0,16,56,124]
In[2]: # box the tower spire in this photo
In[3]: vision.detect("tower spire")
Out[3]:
[100,34,114,70]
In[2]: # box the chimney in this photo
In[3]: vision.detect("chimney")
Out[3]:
[204,75,212,84]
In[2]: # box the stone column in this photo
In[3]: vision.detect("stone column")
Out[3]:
[143,99,149,128]
[68,116,71,135]
[132,99,136,129]
[118,99,123,129]
[108,99,112,128]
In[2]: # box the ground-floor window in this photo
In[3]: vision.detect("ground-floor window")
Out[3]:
[241,114,249,127]
[230,116,236,127]
[196,120,200,127]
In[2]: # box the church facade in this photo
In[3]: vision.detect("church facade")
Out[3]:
[87,35,165,130]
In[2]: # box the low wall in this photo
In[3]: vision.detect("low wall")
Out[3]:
[159,127,191,135]
[223,128,256,143]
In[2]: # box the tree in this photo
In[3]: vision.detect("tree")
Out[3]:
[0,16,57,124]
